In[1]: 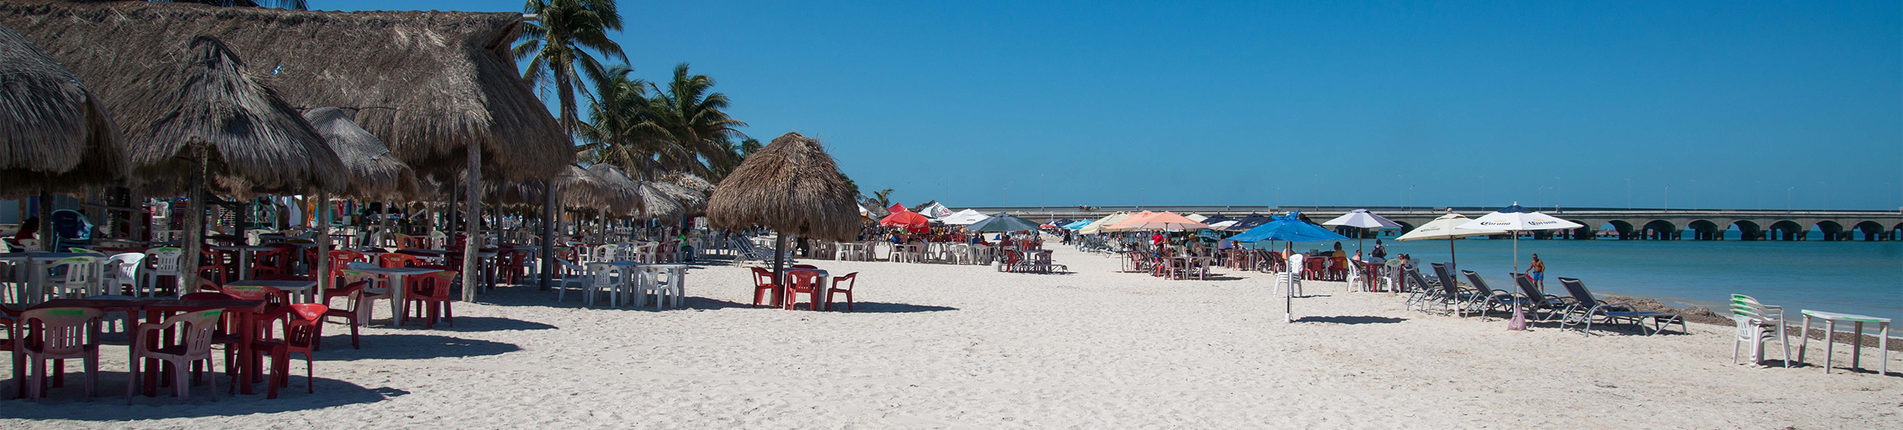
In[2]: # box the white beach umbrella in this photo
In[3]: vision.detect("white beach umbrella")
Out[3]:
[1322,209,1403,255]
[940,209,990,226]
[1395,211,1501,269]
[1206,220,1239,230]
[1456,202,1584,271]
[1185,214,1208,222]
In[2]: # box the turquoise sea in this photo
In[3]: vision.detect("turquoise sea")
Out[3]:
[1307,237,1903,326]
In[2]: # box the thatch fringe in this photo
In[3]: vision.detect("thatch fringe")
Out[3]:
[0,0,568,182]
[706,132,859,242]
[0,22,124,196]
[583,163,643,215]
[130,36,342,197]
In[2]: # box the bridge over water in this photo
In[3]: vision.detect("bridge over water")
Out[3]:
[957,205,1903,241]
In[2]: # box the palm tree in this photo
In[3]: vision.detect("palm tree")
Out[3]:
[634,63,748,178]
[514,0,623,290]
[514,0,626,135]
[576,65,653,170]
[861,188,895,211]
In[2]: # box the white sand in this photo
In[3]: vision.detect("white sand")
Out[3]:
[5,243,1900,428]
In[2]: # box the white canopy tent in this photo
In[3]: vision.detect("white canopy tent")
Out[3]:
[939,209,990,225]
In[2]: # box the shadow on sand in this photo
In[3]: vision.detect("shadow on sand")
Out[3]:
[3,374,406,419]
[1295,315,1406,325]
[313,334,520,361]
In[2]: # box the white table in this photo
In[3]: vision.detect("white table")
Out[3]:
[211,245,277,280]
[1797,310,1890,374]
[783,268,831,310]
[0,251,91,305]
[224,279,319,303]
[587,261,643,306]
[349,266,442,326]
[637,263,688,309]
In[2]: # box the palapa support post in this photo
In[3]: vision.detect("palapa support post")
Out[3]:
[180,152,209,292]
[539,180,556,290]
[772,232,789,306]
[461,146,484,302]
[315,191,332,298]
[35,190,52,251]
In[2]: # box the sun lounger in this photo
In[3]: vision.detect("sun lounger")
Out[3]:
[1557,277,1685,336]
[1510,273,1575,323]
[1403,268,1442,311]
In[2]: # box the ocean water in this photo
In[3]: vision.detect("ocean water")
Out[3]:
[1307,238,1903,325]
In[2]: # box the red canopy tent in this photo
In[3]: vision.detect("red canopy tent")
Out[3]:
[880,209,930,233]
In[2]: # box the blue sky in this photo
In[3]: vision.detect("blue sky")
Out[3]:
[322,1,1901,210]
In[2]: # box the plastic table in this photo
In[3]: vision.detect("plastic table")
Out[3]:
[0,251,92,305]
[348,266,441,326]
[1797,310,1889,374]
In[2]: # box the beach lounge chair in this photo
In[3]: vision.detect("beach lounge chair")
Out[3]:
[1730,294,1790,367]
[1402,268,1441,311]
[1456,268,1523,320]
[1510,273,1575,323]
[1422,266,1483,317]
[1557,277,1685,336]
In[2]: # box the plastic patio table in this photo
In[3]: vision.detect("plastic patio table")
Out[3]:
[1797,310,1890,374]
[347,266,441,326]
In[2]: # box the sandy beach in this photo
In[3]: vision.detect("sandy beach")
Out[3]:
[4,241,1900,428]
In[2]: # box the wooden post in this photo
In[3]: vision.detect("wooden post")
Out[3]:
[539,180,556,290]
[315,191,332,298]
[35,191,52,251]
[460,147,483,302]
[180,151,208,292]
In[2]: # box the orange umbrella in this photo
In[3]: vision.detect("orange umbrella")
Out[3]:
[1111,211,1209,232]
[880,209,930,233]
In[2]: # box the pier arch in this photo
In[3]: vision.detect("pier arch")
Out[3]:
[1600,221,1635,240]
[1813,221,1845,242]
[1768,220,1804,241]
[1640,220,1678,240]
[1852,221,1886,241]
[1729,220,1763,241]
[1687,220,1722,240]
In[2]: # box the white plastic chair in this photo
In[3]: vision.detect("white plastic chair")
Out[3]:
[144,247,184,297]
[102,253,146,296]
[581,263,621,307]
[1731,294,1790,367]
[48,256,104,299]
[1275,254,1305,299]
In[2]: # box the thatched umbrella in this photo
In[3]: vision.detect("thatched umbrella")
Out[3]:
[582,163,646,241]
[0,22,125,249]
[707,132,859,290]
[1,0,568,300]
[129,36,343,292]
[305,106,419,285]
[303,107,418,200]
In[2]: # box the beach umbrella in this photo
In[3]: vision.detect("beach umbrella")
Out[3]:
[880,209,931,233]
[0,23,126,250]
[1207,220,1239,230]
[1061,220,1091,230]
[964,212,1043,233]
[1396,211,1502,269]
[1228,213,1350,243]
[939,209,990,225]
[303,107,418,200]
[1111,211,1209,232]
[709,132,861,289]
[1225,214,1275,232]
[1185,214,1208,222]
[1199,214,1233,225]
[1226,213,1348,323]
[1322,209,1403,256]
[1078,212,1133,235]
[1457,203,1583,272]
[127,37,345,293]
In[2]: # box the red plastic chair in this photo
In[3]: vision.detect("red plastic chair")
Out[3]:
[251,303,325,398]
[404,271,457,329]
[784,270,821,311]
[749,267,780,308]
[126,308,224,402]
[826,272,858,312]
[18,307,103,400]
[378,253,419,268]
[318,280,372,349]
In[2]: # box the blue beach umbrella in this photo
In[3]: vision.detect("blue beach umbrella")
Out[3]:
[1229,213,1351,243]
[1061,220,1091,230]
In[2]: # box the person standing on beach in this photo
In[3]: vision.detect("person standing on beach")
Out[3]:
[1526,254,1546,289]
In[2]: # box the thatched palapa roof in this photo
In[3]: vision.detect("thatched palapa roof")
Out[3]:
[707,132,859,242]
[133,36,343,196]
[305,107,418,199]
[0,22,124,195]
[0,0,568,181]
[582,163,643,215]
